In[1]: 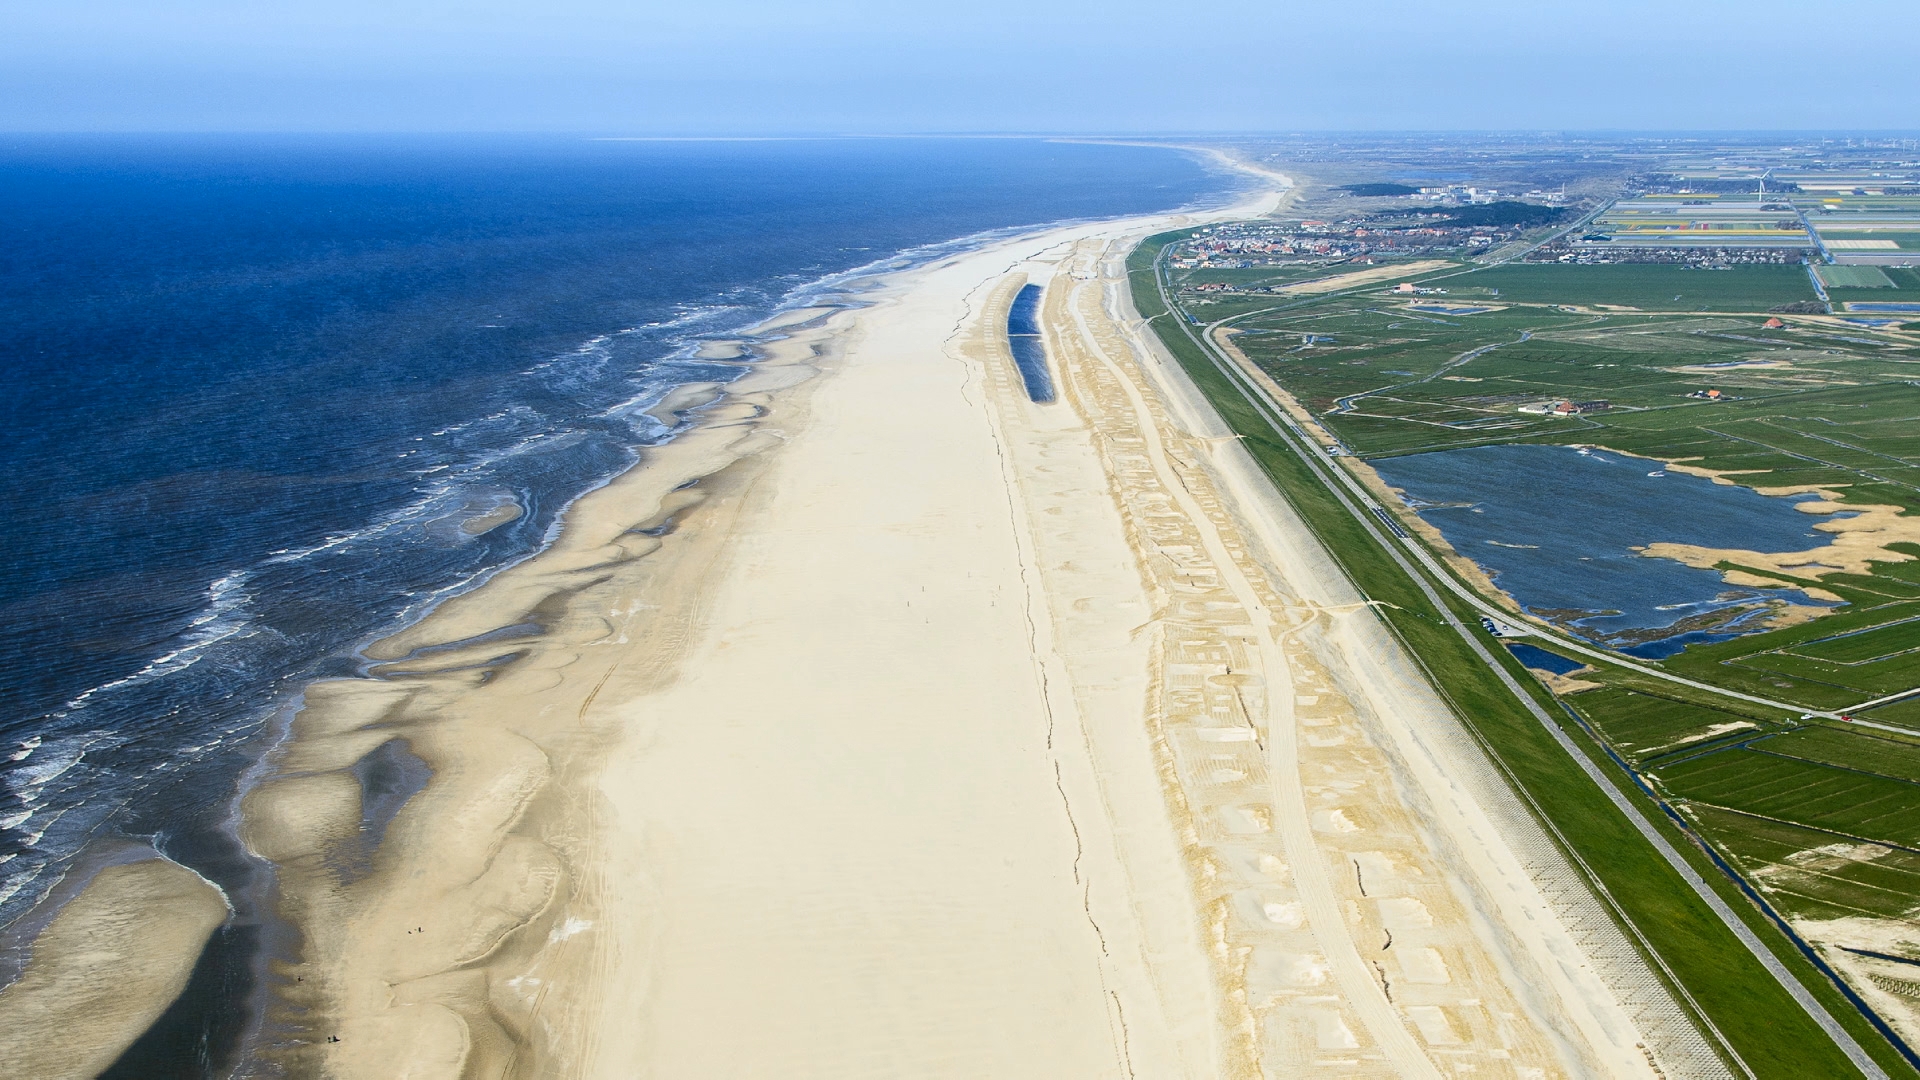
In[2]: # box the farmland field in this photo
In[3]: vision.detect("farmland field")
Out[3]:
[1171,264,1385,290]
[1654,749,1920,848]
[1692,803,1920,922]
[1821,232,1920,252]
[1760,725,1920,784]
[1793,619,1920,665]
[1445,263,1819,311]
[1566,686,1772,761]
[1829,267,1920,308]
[1821,265,1899,289]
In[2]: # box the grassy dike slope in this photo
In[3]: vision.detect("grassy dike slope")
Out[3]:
[1127,230,1914,1080]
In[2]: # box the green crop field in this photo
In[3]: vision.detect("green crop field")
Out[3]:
[1566,687,1773,761]
[1821,265,1899,289]
[1444,263,1820,311]
[1692,803,1920,922]
[1655,748,1920,847]
[1828,267,1920,308]
[1821,232,1920,251]
[1761,725,1920,784]
[1172,265,1355,290]
[1793,618,1920,665]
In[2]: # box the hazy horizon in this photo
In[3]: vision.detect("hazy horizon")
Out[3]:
[4,0,1916,134]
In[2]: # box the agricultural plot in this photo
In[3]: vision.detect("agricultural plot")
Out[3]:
[1439,263,1819,311]
[1578,196,1813,250]
[1822,265,1901,289]
[1242,318,1914,460]
[1684,599,1920,705]
[1566,686,1772,762]
[1787,185,1920,203]
[1794,619,1920,665]
[1653,748,1920,848]
[1866,696,1920,727]
[1726,652,1913,700]
[1690,803,1920,924]
[1830,267,1920,310]
[1821,232,1920,253]
[1173,264,1375,291]
[1762,725,1920,785]
[1810,208,1920,267]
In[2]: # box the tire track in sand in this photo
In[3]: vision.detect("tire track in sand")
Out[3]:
[1052,255,1442,1079]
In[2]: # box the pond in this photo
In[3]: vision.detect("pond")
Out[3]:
[1506,642,1587,674]
[1372,443,1842,658]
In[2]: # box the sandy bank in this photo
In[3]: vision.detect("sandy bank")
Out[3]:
[1643,492,1919,586]
[235,312,842,1076]
[0,856,228,1079]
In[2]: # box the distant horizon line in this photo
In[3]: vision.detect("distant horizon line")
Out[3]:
[3,129,1919,140]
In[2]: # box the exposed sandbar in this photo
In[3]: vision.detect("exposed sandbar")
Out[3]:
[0,857,228,1080]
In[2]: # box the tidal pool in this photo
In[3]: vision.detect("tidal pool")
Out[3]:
[1372,444,1842,657]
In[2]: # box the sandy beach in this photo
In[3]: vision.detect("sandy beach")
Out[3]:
[3,174,1716,1077]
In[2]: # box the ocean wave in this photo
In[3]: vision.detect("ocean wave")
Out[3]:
[3,195,1228,940]
[55,571,258,716]
[2,731,108,841]
[40,212,1128,730]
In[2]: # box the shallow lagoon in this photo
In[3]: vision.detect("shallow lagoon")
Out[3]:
[1373,444,1841,657]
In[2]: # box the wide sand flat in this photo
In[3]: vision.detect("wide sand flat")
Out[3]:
[583,243,1161,1078]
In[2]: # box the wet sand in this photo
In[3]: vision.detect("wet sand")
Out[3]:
[0,857,228,1079]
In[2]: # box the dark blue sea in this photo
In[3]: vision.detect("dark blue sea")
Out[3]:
[0,134,1234,1073]
[1373,443,1842,657]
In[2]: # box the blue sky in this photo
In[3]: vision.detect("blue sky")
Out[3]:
[3,0,1916,132]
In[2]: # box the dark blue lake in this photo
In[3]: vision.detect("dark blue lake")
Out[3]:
[1507,642,1587,674]
[1372,443,1840,656]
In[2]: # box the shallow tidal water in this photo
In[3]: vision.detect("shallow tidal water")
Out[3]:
[1372,443,1840,657]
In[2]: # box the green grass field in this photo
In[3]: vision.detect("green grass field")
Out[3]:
[1566,686,1773,761]
[1763,725,1920,784]
[1794,619,1920,665]
[1656,749,1920,848]
[1692,802,1920,922]
[1821,265,1900,289]
[1172,265,1355,290]
[1821,232,1920,252]
[1445,263,1820,311]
